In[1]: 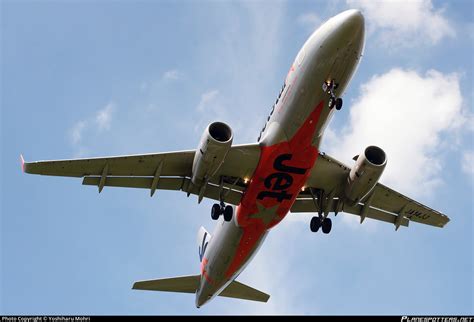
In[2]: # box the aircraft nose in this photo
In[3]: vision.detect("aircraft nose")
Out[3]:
[336,9,364,38]
[330,9,365,52]
[343,9,364,29]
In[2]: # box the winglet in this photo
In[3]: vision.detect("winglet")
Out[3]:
[20,154,25,173]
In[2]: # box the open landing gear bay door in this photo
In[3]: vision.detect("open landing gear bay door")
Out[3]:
[22,143,260,205]
[292,152,450,230]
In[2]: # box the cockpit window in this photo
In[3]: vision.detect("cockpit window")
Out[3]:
[296,48,305,66]
[257,82,287,141]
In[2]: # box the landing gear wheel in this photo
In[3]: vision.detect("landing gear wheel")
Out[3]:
[211,204,221,220]
[328,97,335,109]
[322,218,332,234]
[310,216,321,232]
[335,98,343,110]
[223,205,233,222]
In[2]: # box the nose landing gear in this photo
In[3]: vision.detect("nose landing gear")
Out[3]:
[211,202,233,222]
[323,80,343,110]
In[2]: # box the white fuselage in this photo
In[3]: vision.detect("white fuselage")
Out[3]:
[196,9,365,307]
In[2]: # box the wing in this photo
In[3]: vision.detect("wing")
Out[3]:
[22,143,260,205]
[23,150,196,178]
[292,152,450,230]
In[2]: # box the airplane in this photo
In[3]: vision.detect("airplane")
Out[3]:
[21,9,450,308]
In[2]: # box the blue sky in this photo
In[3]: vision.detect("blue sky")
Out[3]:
[1,0,473,315]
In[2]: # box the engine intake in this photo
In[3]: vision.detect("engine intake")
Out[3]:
[365,145,386,165]
[192,122,233,185]
[208,122,233,143]
[344,146,386,206]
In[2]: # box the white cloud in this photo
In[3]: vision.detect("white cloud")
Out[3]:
[243,2,285,77]
[347,0,455,46]
[297,12,321,31]
[68,102,116,155]
[194,89,224,132]
[461,151,474,179]
[70,120,86,145]
[326,68,463,199]
[196,90,219,113]
[95,102,114,131]
[162,69,183,81]
[172,2,286,144]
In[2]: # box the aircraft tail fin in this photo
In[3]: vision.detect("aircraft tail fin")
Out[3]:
[197,226,211,262]
[132,275,270,303]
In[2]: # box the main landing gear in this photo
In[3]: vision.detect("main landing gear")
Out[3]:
[322,80,343,110]
[211,202,233,222]
[308,187,333,234]
[310,216,332,234]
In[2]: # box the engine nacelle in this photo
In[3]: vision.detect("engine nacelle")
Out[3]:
[344,145,387,206]
[191,122,233,185]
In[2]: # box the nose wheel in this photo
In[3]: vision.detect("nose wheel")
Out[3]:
[323,80,343,110]
[211,202,233,222]
[310,216,332,234]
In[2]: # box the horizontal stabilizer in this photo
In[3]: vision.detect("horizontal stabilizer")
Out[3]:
[220,280,270,303]
[132,275,270,303]
[132,275,200,293]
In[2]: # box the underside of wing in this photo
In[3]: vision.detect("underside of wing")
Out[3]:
[295,152,450,230]
[291,196,411,228]
[22,143,260,205]
[81,176,244,205]
[23,150,196,178]
[369,183,449,228]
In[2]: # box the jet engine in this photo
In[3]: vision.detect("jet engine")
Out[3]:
[344,145,386,206]
[191,121,233,186]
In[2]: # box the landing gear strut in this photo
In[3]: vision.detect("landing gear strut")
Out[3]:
[211,202,233,222]
[323,80,343,110]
